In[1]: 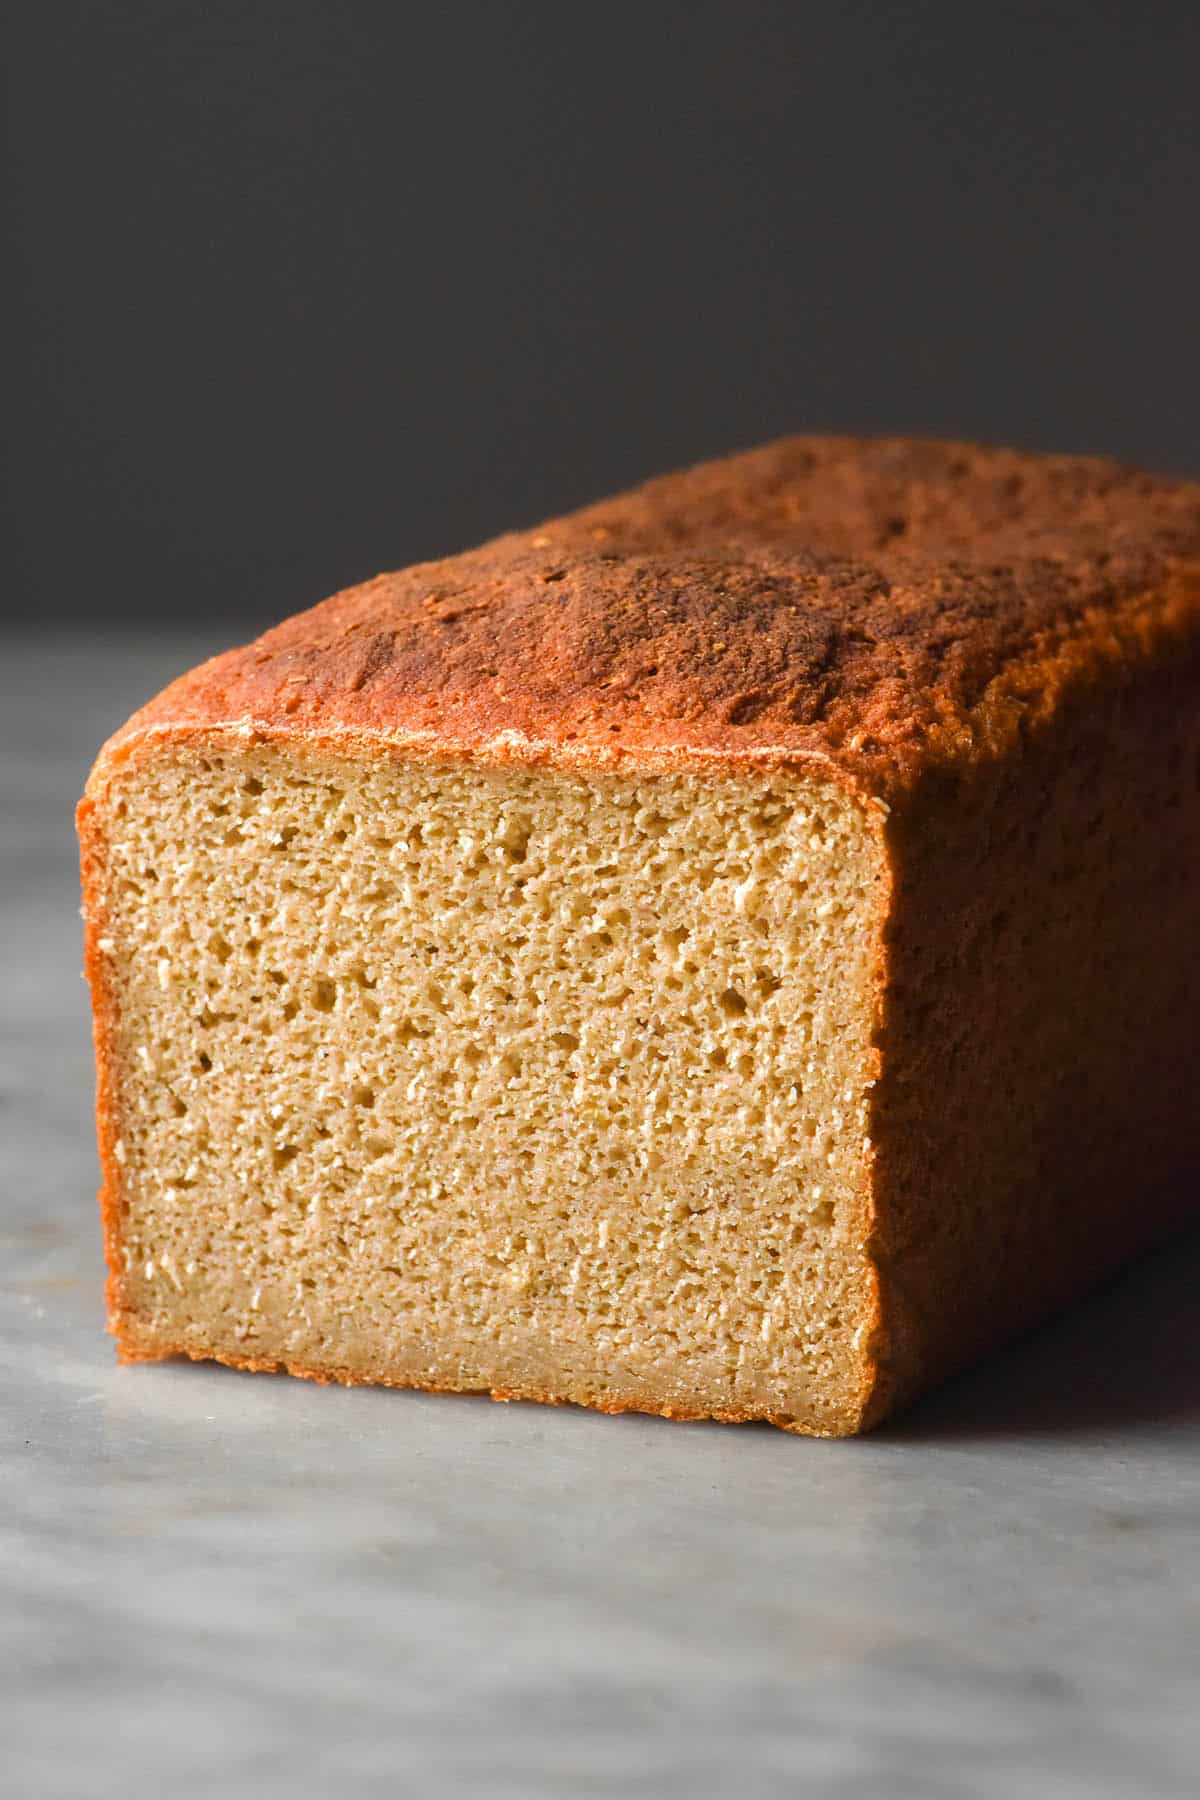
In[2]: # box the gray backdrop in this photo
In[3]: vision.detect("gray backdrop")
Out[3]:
[7,0,1200,630]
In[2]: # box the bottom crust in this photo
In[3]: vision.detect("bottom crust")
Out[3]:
[109,1317,862,1438]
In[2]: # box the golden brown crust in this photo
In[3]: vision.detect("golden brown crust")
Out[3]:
[861,638,1200,1427]
[76,789,130,1348]
[87,435,1200,800]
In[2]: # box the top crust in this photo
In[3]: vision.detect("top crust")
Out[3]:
[94,435,1200,796]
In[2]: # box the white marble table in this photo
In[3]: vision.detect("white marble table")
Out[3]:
[4,632,1199,1799]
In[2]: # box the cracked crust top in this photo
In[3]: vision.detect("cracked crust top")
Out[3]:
[93,435,1200,797]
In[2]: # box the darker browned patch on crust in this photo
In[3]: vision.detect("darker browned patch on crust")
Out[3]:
[347,629,399,692]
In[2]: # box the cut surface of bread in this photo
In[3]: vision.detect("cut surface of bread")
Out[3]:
[79,435,1200,1434]
[85,750,886,1432]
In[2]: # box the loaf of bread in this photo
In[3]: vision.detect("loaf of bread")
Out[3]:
[78,436,1200,1435]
